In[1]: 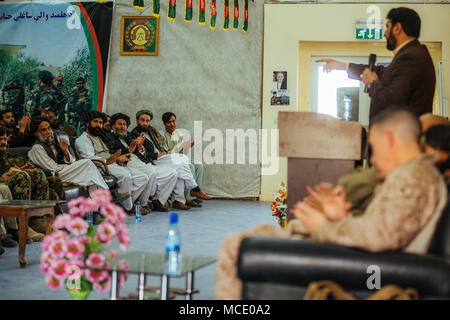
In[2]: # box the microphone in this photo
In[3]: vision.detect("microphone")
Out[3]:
[364,54,377,93]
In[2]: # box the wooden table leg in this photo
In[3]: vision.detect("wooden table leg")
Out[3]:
[18,210,27,268]
[45,213,54,235]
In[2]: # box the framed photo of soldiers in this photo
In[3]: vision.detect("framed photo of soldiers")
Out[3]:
[120,16,159,56]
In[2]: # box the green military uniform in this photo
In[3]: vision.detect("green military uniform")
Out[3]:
[1,81,11,110]
[68,87,92,133]
[6,82,25,121]
[55,85,68,124]
[23,86,34,115]
[28,85,59,115]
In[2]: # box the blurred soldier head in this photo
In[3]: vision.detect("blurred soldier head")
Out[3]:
[55,77,63,88]
[38,70,54,87]
[76,77,86,91]
[26,82,34,90]
[47,109,60,129]
[0,110,16,129]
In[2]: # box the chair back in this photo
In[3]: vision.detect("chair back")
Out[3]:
[427,198,450,257]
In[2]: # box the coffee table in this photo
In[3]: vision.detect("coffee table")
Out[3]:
[109,251,216,300]
[0,200,65,268]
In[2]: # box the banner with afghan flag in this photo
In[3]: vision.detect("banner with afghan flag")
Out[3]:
[223,0,229,31]
[0,1,113,133]
[184,0,192,22]
[243,0,248,33]
[167,0,176,21]
[209,0,217,30]
[198,0,206,25]
[232,0,238,30]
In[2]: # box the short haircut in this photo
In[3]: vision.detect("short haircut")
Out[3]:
[370,106,421,143]
[0,126,6,136]
[162,112,176,123]
[425,125,450,153]
[110,113,130,127]
[30,116,51,134]
[0,110,13,119]
[76,77,85,83]
[387,7,421,38]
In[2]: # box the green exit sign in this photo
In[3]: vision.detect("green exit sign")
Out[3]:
[355,19,383,40]
[356,27,383,40]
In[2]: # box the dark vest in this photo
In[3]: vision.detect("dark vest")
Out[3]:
[34,138,66,164]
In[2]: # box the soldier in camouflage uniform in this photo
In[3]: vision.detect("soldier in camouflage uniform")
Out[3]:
[54,77,68,125]
[0,126,64,236]
[1,80,12,110]
[28,70,59,116]
[6,80,25,121]
[23,82,34,115]
[68,77,92,134]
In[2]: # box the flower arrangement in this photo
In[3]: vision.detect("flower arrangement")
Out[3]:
[40,190,130,299]
[271,182,287,227]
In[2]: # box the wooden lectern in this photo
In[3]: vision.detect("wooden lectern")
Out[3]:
[278,112,362,220]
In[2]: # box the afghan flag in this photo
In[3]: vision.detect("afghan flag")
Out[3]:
[223,0,229,31]
[209,0,217,30]
[153,0,160,16]
[232,0,238,30]
[184,0,193,22]
[168,0,176,21]
[132,0,145,10]
[199,0,206,25]
[243,0,248,33]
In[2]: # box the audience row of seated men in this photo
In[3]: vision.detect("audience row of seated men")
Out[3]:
[214,107,450,299]
[0,108,211,255]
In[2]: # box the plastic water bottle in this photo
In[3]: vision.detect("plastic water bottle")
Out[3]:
[165,213,181,275]
[86,211,93,226]
[342,94,352,121]
[135,201,142,223]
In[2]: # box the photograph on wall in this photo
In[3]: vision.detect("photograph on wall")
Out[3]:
[120,16,159,56]
[271,71,289,105]
[0,1,113,135]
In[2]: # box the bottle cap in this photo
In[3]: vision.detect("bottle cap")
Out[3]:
[170,213,178,224]
[137,201,140,206]
[345,94,350,99]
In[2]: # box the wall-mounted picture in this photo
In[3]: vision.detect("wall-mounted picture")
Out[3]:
[120,16,159,56]
[271,71,289,105]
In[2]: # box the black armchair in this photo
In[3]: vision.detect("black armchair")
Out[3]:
[238,200,450,300]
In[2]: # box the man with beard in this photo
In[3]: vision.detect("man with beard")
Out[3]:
[75,111,153,215]
[108,113,178,212]
[0,127,62,242]
[47,108,77,137]
[103,115,112,134]
[131,110,211,210]
[28,117,109,195]
[317,7,435,122]
[0,110,34,148]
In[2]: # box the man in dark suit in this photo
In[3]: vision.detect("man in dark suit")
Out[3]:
[317,7,435,122]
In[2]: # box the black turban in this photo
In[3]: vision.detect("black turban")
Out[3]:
[110,113,130,127]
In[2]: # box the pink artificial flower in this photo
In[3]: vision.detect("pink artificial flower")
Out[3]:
[66,239,85,260]
[99,203,119,223]
[67,197,89,217]
[107,250,119,259]
[40,261,51,275]
[45,274,62,290]
[50,230,68,242]
[41,235,53,251]
[116,225,130,251]
[119,273,128,289]
[94,276,111,294]
[118,260,129,289]
[67,217,89,236]
[85,269,108,283]
[66,262,83,281]
[79,236,90,246]
[53,214,71,230]
[90,189,112,206]
[96,222,116,244]
[51,259,68,279]
[86,253,105,269]
[118,260,129,272]
[49,240,66,259]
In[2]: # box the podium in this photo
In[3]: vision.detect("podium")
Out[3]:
[278,112,363,220]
